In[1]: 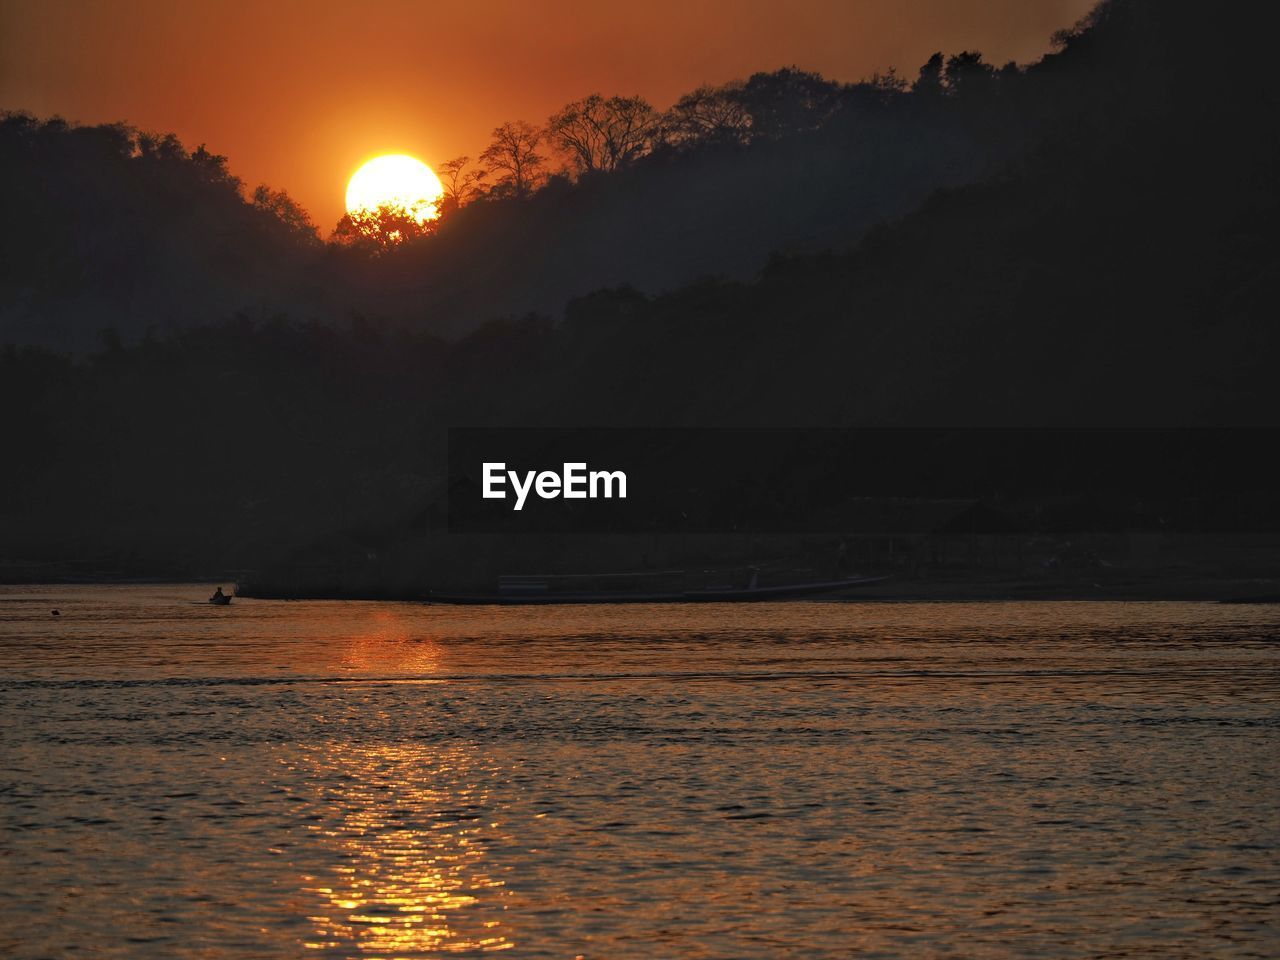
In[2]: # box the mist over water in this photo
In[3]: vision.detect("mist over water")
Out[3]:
[2,586,1277,958]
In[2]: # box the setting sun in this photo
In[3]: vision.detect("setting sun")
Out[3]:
[345,154,443,223]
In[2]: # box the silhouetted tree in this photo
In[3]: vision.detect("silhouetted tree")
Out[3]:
[252,185,320,243]
[944,52,996,97]
[836,71,910,119]
[332,203,436,254]
[437,156,487,213]
[136,131,187,164]
[913,53,946,97]
[479,121,546,198]
[1050,0,1115,52]
[865,69,908,97]
[662,84,752,149]
[736,68,843,140]
[546,94,661,174]
[189,144,237,187]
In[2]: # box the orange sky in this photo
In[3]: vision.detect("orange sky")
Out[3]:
[1,0,1096,229]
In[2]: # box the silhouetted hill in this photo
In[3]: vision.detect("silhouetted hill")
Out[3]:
[434,0,1277,427]
[0,118,320,349]
[1,80,995,347]
[3,0,1205,348]
[3,0,1276,581]
[336,0,1274,344]
[337,96,990,337]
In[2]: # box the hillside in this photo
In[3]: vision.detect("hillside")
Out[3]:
[0,0,1197,348]
[2,0,1276,581]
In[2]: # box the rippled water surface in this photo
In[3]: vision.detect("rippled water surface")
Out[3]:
[1,585,1277,958]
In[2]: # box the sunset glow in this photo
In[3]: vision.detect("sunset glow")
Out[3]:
[345,155,444,223]
[6,1,1276,956]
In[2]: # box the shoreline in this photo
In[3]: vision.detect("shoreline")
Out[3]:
[4,574,1278,604]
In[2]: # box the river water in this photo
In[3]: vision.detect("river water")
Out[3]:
[1,585,1277,958]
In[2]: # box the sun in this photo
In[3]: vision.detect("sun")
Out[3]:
[345,154,444,224]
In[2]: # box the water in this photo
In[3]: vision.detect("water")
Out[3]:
[1,585,1277,958]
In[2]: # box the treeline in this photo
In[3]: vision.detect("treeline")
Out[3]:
[335,53,1036,251]
[319,39,1064,333]
[322,0,1268,337]
[0,114,330,349]
[377,61,976,214]
[3,10,1100,346]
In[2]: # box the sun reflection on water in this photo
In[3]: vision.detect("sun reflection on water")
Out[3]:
[337,611,446,676]
[293,742,513,955]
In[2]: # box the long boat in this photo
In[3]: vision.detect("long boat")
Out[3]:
[427,574,889,605]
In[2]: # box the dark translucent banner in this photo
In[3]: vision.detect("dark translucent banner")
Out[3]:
[446,428,1280,534]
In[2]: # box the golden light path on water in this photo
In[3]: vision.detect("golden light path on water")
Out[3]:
[295,742,512,954]
[296,613,506,954]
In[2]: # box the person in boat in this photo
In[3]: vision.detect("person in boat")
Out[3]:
[210,586,229,604]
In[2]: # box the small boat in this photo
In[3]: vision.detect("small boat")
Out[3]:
[428,574,889,605]
[209,589,232,605]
